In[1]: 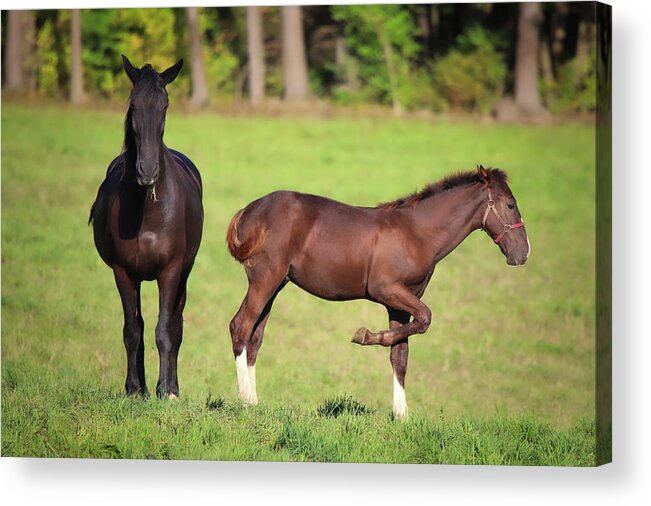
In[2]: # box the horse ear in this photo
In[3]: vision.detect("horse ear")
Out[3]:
[122,55,140,83]
[161,59,183,85]
[477,164,489,181]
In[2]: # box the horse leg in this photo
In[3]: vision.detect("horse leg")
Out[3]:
[155,262,184,398]
[230,268,286,404]
[244,312,269,406]
[352,283,431,347]
[113,266,147,396]
[165,267,190,399]
[135,285,147,394]
[244,280,286,405]
[388,308,410,420]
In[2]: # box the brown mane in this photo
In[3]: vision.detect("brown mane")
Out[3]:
[376,167,509,210]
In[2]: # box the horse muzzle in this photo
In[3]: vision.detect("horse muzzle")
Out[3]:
[507,254,528,266]
[136,160,159,187]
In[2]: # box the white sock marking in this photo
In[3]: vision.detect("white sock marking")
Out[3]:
[235,349,253,404]
[393,372,408,420]
[247,364,258,405]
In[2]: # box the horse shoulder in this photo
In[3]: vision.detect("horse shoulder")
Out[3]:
[370,209,433,281]
[90,155,125,221]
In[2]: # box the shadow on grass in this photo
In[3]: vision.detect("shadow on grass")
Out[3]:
[205,393,225,411]
[316,394,374,418]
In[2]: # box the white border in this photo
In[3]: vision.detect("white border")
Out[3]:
[2,0,650,504]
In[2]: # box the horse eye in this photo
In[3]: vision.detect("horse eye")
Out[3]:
[507,203,515,210]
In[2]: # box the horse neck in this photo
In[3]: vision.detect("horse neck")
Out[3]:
[411,184,486,263]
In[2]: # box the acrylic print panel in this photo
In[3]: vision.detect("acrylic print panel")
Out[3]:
[1,1,611,465]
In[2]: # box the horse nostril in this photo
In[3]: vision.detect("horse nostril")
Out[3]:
[136,160,159,184]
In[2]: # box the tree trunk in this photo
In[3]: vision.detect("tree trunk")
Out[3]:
[70,10,86,105]
[6,11,25,92]
[418,4,435,58]
[514,2,546,116]
[381,41,402,116]
[540,31,554,84]
[376,26,402,116]
[246,6,265,105]
[6,10,36,94]
[22,11,37,92]
[281,6,310,101]
[186,7,209,108]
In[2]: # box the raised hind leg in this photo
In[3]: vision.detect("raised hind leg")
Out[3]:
[352,283,431,347]
[388,308,410,420]
[230,263,287,404]
[114,266,148,397]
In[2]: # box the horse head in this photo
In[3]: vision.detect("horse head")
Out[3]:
[122,55,183,188]
[477,165,530,266]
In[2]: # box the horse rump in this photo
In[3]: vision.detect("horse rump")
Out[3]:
[226,208,268,266]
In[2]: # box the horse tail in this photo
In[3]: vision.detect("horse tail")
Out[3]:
[88,202,96,226]
[226,208,267,265]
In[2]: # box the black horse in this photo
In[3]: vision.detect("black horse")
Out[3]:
[89,56,203,398]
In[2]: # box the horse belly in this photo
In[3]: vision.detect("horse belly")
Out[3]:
[121,232,174,280]
[289,253,368,301]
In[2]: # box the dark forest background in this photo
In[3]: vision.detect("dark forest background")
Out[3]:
[2,3,597,119]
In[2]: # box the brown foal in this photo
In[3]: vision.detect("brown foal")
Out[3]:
[226,165,529,418]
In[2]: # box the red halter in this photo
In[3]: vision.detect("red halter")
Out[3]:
[482,186,524,244]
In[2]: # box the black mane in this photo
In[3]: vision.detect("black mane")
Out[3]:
[377,168,509,210]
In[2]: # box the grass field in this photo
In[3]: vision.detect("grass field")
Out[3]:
[1,103,597,464]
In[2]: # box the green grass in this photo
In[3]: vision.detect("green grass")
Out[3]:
[1,103,597,464]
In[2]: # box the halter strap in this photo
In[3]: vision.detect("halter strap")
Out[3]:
[481,186,524,244]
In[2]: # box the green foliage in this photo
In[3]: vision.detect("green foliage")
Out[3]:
[10,7,600,115]
[542,52,596,114]
[35,14,66,97]
[203,39,239,98]
[432,26,507,113]
[397,66,448,113]
[200,8,241,101]
[82,8,181,98]
[333,5,425,110]
[76,8,238,101]
[266,65,284,98]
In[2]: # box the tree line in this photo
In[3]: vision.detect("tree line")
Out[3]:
[2,3,596,118]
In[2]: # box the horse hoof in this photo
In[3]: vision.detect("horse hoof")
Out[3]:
[392,407,409,421]
[168,393,178,400]
[239,395,257,406]
[351,327,368,345]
